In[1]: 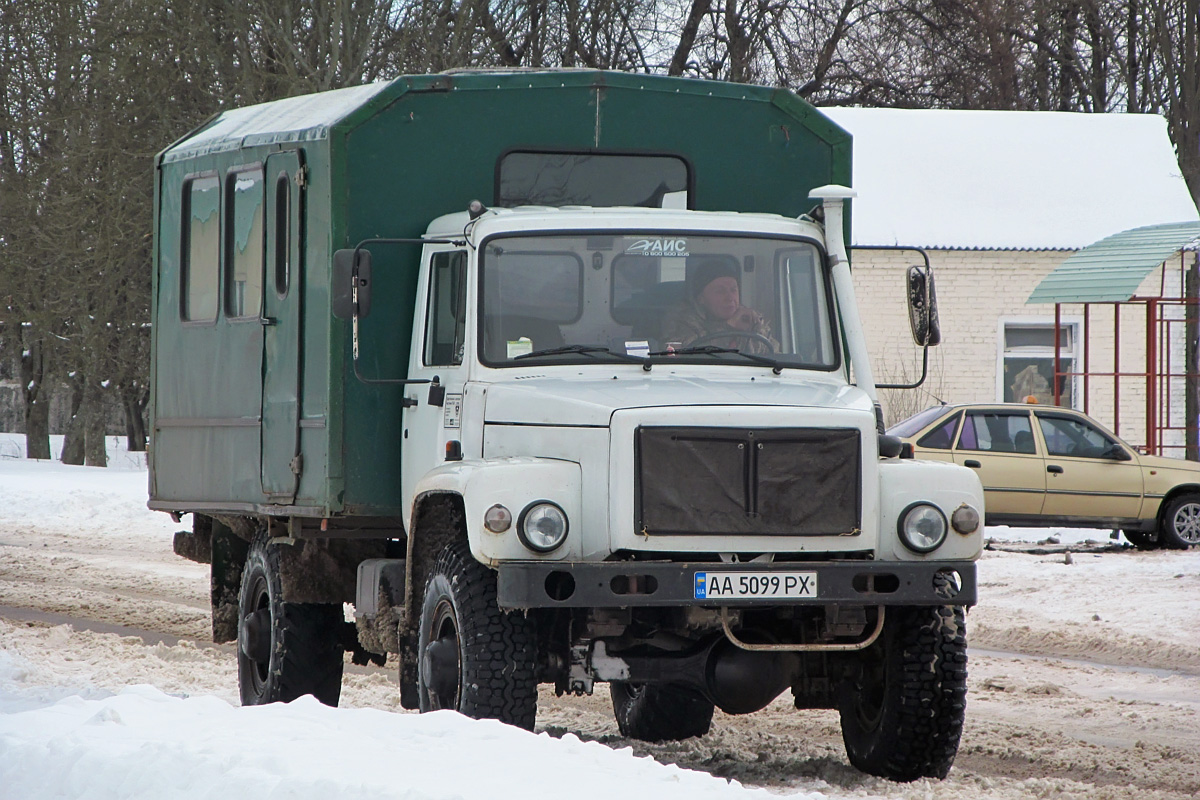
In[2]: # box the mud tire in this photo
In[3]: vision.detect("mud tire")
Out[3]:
[1159,494,1200,549]
[237,533,344,706]
[838,604,968,781]
[610,682,715,742]
[417,540,538,729]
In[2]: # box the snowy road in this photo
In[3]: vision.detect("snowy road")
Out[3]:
[1,443,1198,799]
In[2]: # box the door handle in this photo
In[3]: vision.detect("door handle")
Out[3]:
[964,459,981,468]
[1047,464,1064,474]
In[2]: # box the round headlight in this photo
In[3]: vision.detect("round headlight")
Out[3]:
[517,501,569,553]
[951,504,980,535]
[898,503,948,553]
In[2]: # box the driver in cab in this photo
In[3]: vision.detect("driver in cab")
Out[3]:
[662,257,777,354]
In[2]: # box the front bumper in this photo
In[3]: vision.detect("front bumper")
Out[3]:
[496,559,976,609]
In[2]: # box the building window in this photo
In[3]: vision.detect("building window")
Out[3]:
[181,175,220,322]
[225,166,265,319]
[1000,321,1078,407]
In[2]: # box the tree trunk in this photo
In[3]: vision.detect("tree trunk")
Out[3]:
[60,373,86,466]
[668,0,712,76]
[122,384,148,452]
[19,337,52,460]
[83,378,108,468]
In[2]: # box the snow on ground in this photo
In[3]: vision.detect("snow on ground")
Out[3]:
[0,437,789,800]
[2,433,1199,799]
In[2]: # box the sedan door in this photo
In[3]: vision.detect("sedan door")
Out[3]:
[953,409,1046,517]
[1035,412,1143,520]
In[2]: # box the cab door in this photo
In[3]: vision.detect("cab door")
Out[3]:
[260,150,305,501]
[401,249,471,514]
[952,409,1046,517]
[1035,411,1143,520]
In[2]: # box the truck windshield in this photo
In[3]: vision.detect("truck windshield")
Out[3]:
[480,233,838,370]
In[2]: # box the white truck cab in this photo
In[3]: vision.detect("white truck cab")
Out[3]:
[347,193,984,781]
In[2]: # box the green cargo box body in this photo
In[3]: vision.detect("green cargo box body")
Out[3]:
[149,70,851,520]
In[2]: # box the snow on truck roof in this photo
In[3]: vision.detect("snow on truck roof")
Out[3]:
[161,82,392,162]
[823,107,1199,251]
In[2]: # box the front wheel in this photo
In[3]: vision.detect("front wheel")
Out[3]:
[838,605,968,781]
[610,682,714,742]
[417,540,538,729]
[1159,494,1200,549]
[237,533,345,706]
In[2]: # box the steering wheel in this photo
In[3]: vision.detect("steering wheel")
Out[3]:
[689,330,776,354]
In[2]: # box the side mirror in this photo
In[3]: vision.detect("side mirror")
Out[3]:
[332,248,372,319]
[907,266,941,347]
[878,434,904,458]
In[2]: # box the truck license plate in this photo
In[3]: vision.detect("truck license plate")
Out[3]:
[693,571,817,600]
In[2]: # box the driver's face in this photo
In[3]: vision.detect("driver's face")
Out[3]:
[698,276,740,320]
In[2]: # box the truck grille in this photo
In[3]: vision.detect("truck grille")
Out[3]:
[635,426,861,536]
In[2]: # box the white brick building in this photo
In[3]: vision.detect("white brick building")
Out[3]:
[824,107,1200,449]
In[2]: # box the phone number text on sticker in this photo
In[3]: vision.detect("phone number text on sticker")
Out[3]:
[694,571,818,600]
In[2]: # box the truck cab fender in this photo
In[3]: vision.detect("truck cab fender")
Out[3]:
[877,459,985,562]
[410,457,584,568]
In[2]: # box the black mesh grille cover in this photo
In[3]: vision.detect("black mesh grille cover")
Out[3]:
[635,426,861,536]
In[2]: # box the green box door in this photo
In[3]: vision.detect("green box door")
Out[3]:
[261,150,305,501]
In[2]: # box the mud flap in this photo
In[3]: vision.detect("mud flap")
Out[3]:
[210,520,249,644]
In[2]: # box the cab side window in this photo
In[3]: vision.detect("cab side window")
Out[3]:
[424,251,467,366]
[959,411,1036,454]
[1037,415,1119,458]
[917,411,961,449]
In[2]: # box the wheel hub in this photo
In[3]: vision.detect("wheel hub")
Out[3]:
[1173,503,1200,544]
[240,607,272,665]
[422,601,461,709]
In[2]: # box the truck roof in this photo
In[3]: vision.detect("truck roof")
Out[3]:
[160,70,850,165]
[426,206,825,240]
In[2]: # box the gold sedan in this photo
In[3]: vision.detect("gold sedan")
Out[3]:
[888,403,1200,549]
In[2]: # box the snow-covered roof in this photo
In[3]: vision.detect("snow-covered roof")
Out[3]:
[823,107,1199,250]
[162,82,392,162]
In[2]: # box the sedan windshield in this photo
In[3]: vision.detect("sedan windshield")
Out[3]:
[479,233,838,369]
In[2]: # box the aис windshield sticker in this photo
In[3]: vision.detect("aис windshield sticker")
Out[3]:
[623,238,690,257]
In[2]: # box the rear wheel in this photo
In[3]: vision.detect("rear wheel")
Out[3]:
[417,540,538,729]
[838,604,968,781]
[1159,494,1200,549]
[610,682,714,742]
[237,533,344,706]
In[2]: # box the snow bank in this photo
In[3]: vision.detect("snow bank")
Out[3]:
[0,677,787,800]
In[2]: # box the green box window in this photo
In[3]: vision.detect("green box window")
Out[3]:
[181,175,220,322]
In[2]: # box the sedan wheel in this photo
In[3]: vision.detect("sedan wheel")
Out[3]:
[1160,494,1200,549]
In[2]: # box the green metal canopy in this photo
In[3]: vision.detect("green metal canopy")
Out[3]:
[1027,220,1200,304]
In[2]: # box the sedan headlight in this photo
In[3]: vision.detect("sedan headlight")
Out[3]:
[898,503,948,553]
[517,501,569,553]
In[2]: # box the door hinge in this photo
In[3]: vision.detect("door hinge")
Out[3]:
[289,454,304,476]
[294,165,307,188]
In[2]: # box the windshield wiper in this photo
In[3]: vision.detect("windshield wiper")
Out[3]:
[513,343,651,368]
[647,345,784,374]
